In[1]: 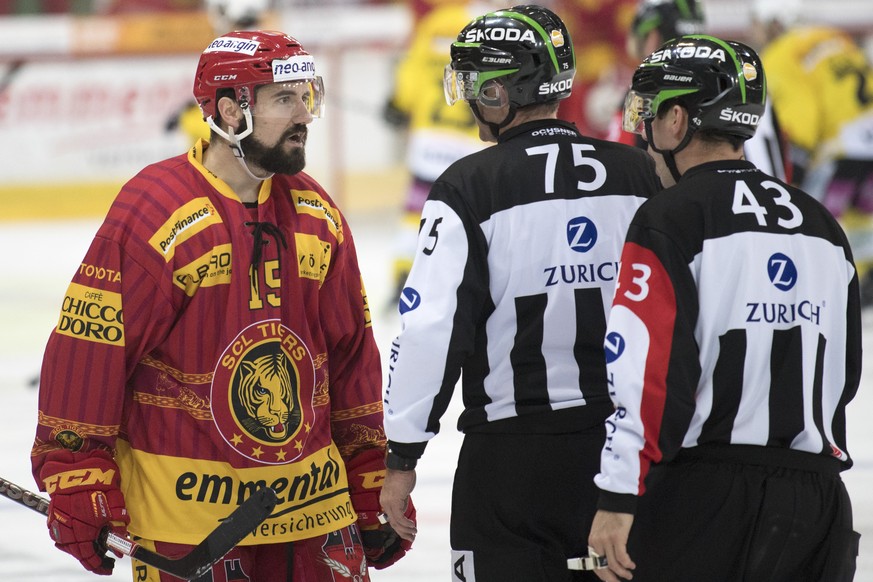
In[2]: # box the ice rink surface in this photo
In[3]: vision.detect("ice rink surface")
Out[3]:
[1,212,871,581]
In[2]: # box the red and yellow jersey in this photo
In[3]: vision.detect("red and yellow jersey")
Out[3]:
[762,26,873,163]
[390,2,484,181]
[31,140,385,546]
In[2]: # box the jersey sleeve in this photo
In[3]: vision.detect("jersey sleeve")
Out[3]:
[31,228,176,484]
[319,211,387,461]
[383,179,488,457]
[594,224,701,510]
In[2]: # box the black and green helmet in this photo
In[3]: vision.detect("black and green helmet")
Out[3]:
[444,4,575,109]
[623,35,767,140]
[631,0,705,44]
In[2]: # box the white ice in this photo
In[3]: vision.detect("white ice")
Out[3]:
[1,213,870,580]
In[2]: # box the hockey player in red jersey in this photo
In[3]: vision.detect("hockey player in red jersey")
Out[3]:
[31,30,414,581]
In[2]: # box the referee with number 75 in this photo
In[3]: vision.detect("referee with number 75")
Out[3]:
[379,5,661,581]
[588,35,861,582]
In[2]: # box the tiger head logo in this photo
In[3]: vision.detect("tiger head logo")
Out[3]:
[213,320,316,464]
[234,351,301,443]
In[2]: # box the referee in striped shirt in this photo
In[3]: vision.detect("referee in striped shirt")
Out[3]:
[588,35,861,582]
[379,5,660,581]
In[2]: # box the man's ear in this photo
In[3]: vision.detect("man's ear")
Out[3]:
[477,80,509,108]
[668,104,689,141]
[216,96,243,131]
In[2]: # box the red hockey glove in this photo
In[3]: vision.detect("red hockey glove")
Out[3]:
[39,449,130,575]
[347,448,416,569]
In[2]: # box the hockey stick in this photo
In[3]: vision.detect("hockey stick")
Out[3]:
[0,475,278,580]
[0,60,24,97]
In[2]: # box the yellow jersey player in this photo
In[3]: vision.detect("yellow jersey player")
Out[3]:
[752,0,873,302]
[383,1,488,301]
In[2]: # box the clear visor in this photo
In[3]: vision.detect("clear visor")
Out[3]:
[444,65,508,107]
[622,89,656,135]
[444,66,481,106]
[302,76,325,118]
[252,77,326,119]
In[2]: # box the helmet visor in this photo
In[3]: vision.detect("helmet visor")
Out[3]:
[443,65,516,106]
[254,77,325,119]
[622,89,656,135]
[303,76,325,118]
[444,66,481,106]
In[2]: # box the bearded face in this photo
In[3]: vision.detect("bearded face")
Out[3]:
[245,122,308,176]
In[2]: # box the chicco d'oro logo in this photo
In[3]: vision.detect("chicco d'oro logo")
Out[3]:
[212,320,315,464]
[767,253,797,291]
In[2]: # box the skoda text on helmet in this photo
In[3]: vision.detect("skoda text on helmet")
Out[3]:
[444,4,575,135]
[623,35,766,140]
[631,0,705,45]
[193,30,325,149]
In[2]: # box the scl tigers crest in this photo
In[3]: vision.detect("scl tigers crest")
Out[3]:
[212,320,316,464]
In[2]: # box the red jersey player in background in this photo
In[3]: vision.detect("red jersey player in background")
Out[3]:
[31,30,414,581]
[553,0,639,139]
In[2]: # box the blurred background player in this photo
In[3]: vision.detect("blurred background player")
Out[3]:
[382,0,488,301]
[608,0,790,182]
[165,0,271,144]
[751,0,873,304]
[551,0,639,140]
[607,0,706,148]
[204,0,268,32]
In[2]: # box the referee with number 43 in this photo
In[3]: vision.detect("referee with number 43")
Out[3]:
[588,35,861,582]
[379,5,660,581]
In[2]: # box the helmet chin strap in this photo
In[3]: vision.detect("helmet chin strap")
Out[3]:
[644,119,696,184]
[469,101,517,139]
[206,108,275,181]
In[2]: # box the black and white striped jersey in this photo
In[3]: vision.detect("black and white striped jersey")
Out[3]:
[383,119,661,457]
[595,159,862,503]
[744,101,788,182]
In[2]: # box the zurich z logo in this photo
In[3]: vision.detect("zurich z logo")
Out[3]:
[399,287,422,314]
[767,253,797,291]
[604,331,625,363]
[567,216,597,253]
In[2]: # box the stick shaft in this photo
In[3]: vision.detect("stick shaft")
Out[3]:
[0,474,277,580]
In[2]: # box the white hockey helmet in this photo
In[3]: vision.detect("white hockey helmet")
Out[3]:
[205,0,270,33]
[751,0,803,28]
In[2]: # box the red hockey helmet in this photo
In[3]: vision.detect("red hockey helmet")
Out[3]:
[193,30,324,123]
